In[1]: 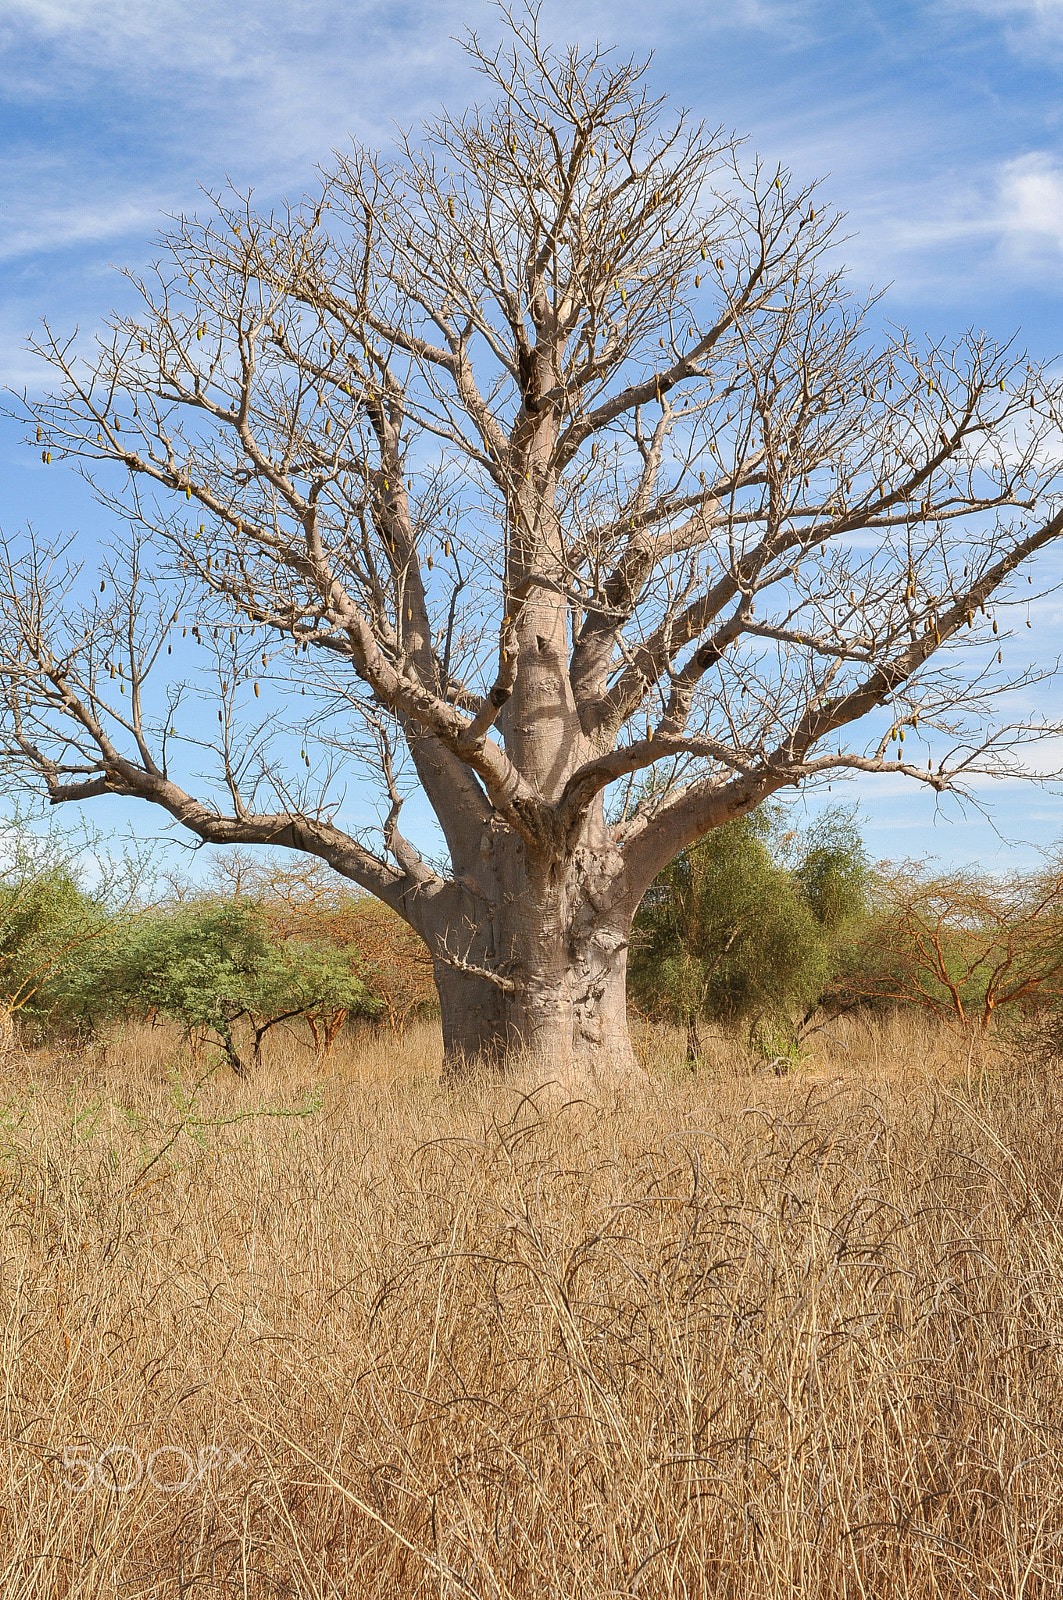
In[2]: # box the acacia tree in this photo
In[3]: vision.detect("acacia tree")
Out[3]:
[838,862,1063,1034]
[4,9,1063,1085]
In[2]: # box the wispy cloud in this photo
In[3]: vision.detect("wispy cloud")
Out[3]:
[0,196,161,262]
[997,151,1063,255]
[859,150,1063,296]
[939,0,1063,54]
[0,1,475,177]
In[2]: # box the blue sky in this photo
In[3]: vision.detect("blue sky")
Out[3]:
[3,0,1063,872]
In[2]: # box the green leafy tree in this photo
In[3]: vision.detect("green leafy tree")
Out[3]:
[99,899,381,1073]
[629,807,868,1061]
[0,817,144,1046]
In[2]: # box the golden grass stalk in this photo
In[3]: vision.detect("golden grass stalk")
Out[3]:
[2,1015,1060,1596]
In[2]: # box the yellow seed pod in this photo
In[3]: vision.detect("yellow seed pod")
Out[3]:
[694,275,700,288]
[701,246,706,260]
[448,195,455,217]
[445,539,451,557]
[254,683,259,697]
[186,486,191,500]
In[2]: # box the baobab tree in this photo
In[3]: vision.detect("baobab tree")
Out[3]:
[4,8,1063,1085]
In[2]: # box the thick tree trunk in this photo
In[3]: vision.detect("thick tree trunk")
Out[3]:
[430,861,644,1093]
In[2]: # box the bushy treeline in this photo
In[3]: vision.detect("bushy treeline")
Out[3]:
[630,806,1063,1061]
[629,807,871,1062]
[3,810,1062,1070]
[0,823,434,1070]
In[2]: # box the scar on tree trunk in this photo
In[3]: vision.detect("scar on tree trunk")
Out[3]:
[433,929,645,1093]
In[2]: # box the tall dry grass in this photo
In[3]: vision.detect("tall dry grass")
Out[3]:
[2,1014,1061,1597]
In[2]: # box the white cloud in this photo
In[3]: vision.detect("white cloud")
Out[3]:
[0,197,160,262]
[997,151,1063,254]
[937,0,1063,56]
[814,147,1063,302]
[0,1,476,176]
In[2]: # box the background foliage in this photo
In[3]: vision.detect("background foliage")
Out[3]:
[1,806,1061,1071]
[629,806,870,1060]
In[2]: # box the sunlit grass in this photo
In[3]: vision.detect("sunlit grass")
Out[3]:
[2,1014,1060,1597]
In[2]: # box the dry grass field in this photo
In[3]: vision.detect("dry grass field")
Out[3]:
[2,1012,1062,1597]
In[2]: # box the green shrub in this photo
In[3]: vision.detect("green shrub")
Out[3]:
[94,898,382,1073]
[0,818,136,1042]
[629,806,869,1061]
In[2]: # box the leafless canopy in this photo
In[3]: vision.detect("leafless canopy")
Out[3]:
[3,6,1063,1064]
